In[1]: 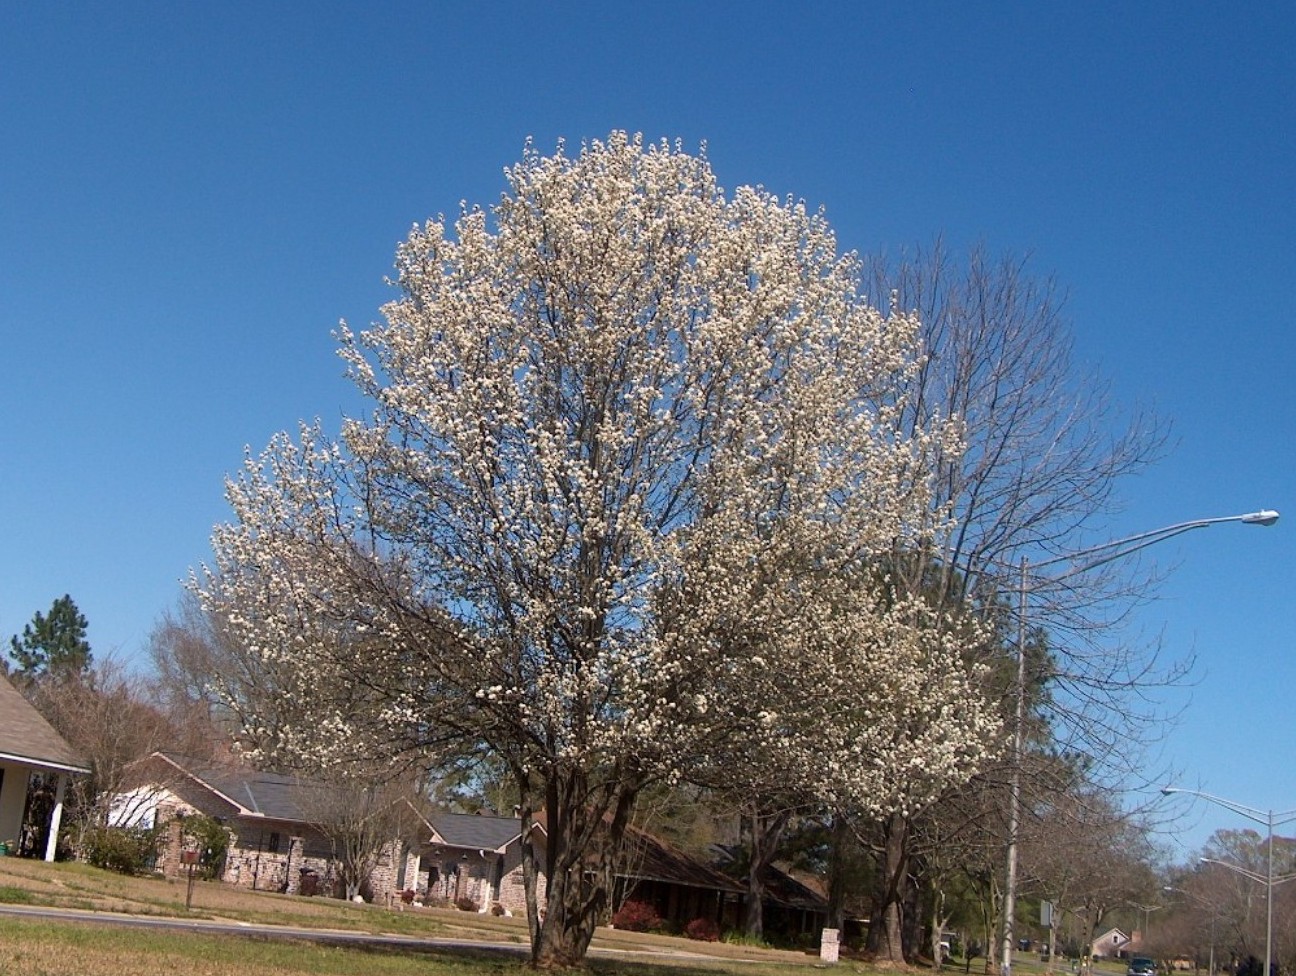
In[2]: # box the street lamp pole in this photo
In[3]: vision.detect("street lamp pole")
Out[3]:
[1132,904,1161,947]
[999,509,1279,976]
[1162,787,1296,976]
[1164,886,1216,976]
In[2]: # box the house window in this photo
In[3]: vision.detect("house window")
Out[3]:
[268,832,280,854]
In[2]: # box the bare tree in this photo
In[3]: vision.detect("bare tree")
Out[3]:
[297,774,417,902]
[847,241,1170,963]
[868,238,1173,777]
[1021,781,1161,971]
[26,657,181,846]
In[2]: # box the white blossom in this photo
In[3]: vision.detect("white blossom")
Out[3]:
[193,132,997,965]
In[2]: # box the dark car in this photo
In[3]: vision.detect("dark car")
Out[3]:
[1127,957,1156,976]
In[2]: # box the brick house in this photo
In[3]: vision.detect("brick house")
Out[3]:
[413,809,546,913]
[115,753,799,931]
[113,752,418,899]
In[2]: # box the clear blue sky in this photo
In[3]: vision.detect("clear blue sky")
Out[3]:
[2,2,1291,855]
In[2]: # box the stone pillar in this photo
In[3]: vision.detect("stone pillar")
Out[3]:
[820,927,841,964]
[44,774,68,862]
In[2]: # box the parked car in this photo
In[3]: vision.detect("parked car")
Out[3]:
[1128,957,1156,976]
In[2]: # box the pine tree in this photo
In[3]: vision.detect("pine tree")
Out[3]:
[8,594,93,684]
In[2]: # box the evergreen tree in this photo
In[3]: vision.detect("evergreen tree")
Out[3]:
[8,594,93,683]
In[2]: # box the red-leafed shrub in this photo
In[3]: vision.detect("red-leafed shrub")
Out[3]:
[455,896,479,912]
[685,917,721,942]
[611,899,663,932]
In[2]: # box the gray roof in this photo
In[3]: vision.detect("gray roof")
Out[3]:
[153,753,336,823]
[0,674,89,773]
[426,811,523,853]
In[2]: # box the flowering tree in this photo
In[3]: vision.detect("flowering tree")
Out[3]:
[196,133,993,967]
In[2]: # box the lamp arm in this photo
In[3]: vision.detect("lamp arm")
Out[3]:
[1022,509,1278,586]
[1163,786,1273,823]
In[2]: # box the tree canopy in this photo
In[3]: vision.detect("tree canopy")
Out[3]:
[8,594,92,684]
[195,133,997,966]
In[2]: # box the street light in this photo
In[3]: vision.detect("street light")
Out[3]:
[1130,903,1162,948]
[1164,885,1220,976]
[1161,787,1296,976]
[999,509,1280,976]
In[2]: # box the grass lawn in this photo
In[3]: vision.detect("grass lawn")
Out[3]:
[0,856,828,975]
[0,857,1143,976]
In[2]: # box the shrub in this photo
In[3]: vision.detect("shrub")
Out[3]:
[722,929,769,947]
[611,899,663,932]
[490,901,506,916]
[179,814,229,880]
[685,917,720,942]
[400,888,417,904]
[455,895,479,912]
[81,825,159,875]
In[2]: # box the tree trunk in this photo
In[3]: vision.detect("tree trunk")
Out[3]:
[525,764,639,969]
[1047,914,1058,974]
[902,869,923,960]
[742,805,791,940]
[931,889,950,971]
[827,813,849,931]
[866,812,909,963]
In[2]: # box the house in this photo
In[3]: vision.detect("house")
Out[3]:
[1090,926,1132,959]
[410,809,746,924]
[414,809,545,913]
[710,844,831,936]
[609,823,744,927]
[748,863,830,937]
[0,672,89,860]
[116,753,811,931]
[115,752,417,899]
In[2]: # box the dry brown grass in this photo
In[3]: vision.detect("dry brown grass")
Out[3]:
[0,856,478,936]
[0,916,503,975]
[0,858,833,974]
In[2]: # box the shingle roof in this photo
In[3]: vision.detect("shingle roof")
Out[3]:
[619,826,743,893]
[0,674,89,773]
[426,811,524,852]
[709,844,828,909]
[153,753,337,823]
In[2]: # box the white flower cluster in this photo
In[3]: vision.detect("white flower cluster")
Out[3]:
[195,131,994,822]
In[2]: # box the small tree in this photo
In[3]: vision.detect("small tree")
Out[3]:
[179,814,230,880]
[26,657,178,845]
[299,775,414,901]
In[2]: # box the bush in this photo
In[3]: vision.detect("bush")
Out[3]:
[178,814,229,880]
[722,929,769,947]
[455,895,479,912]
[81,825,159,875]
[685,917,720,942]
[400,888,417,904]
[490,902,506,916]
[611,899,663,932]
